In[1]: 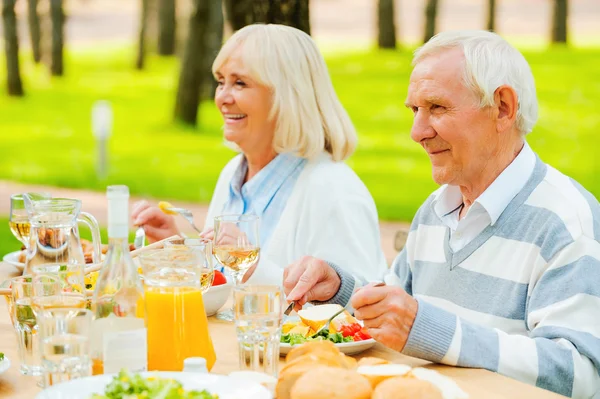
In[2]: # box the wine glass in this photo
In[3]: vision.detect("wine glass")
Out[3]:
[212,214,260,321]
[9,192,51,249]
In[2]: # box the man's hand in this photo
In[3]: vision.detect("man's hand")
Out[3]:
[351,285,418,352]
[283,256,341,311]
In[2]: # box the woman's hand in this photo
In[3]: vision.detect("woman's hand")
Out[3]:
[131,200,179,243]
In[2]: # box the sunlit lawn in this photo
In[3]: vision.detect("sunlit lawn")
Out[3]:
[0,43,599,226]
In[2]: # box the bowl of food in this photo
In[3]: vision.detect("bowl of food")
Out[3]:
[203,271,232,316]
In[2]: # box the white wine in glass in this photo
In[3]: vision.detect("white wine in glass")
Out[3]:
[213,214,260,322]
[9,192,51,248]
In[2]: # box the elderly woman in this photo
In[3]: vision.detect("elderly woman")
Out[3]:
[132,24,387,285]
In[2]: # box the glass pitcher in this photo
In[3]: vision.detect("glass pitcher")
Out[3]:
[22,196,102,290]
[138,248,216,372]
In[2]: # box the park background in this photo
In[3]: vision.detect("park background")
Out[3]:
[0,0,599,261]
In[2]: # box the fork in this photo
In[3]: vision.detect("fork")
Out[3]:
[166,207,203,235]
[310,307,346,338]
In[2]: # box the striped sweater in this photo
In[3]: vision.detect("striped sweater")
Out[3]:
[331,156,600,398]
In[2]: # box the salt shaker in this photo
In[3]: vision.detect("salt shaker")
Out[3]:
[183,357,208,373]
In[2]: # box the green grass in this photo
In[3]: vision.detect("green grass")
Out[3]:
[1,44,599,223]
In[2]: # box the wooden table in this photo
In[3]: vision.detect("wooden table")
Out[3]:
[0,262,564,399]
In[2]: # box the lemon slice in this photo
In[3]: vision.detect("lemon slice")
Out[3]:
[158,201,177,215]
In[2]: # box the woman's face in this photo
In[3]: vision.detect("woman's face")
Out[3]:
[214,47,276,156]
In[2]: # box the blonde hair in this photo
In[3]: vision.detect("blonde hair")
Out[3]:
[414,30,538,135]
[212,24,357,161]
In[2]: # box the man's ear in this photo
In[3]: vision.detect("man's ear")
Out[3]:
[494,85,519,133]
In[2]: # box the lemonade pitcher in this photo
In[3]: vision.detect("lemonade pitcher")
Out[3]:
[138,248,216,372]
[23,196,102,294]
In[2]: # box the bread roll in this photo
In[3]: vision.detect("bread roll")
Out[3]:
[357,363,412,388]
[290,367,372,399]
[285,340,339,362]
[372,377,443,399]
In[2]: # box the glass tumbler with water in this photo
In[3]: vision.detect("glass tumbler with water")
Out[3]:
[11,276,44,376]
[37,308,93,387]
[233,285,283,377]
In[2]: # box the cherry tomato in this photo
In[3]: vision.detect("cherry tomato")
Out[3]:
[212,270,227,286]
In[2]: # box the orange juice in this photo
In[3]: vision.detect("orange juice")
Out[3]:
[145,285,216,371]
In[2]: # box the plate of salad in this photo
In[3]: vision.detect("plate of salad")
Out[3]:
[36,369,271,399]
[0,352,10,374]
[280,304,376,356]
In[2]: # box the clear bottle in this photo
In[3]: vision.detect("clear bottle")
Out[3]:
[91,185,147,375]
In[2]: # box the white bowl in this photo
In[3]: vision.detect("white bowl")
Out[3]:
[203,277,232,316]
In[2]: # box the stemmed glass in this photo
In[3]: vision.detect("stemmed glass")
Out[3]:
[9,192,51,249]
[212,214,260,321]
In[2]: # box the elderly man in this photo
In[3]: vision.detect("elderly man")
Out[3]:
[284,30,600,398]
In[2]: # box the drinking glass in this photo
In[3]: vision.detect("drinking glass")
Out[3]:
[9,192,51,249]
[11,276,43,376]
[138,248,216,372]
[213,214,260,321]
[233,285,283,378]
[30,263,86,308]
[36,308,93,387]
[164,237,214,293]
[32,275,87,313]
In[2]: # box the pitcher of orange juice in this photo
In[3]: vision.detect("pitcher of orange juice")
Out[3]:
[138,247,216,371]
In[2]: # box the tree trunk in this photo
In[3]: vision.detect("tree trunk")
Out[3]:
[423,0,438,43]
[136,0,150,69]
[226,0,310,34]
[27,0,42,63]
[378,0,396,49]
[158,0,176,55]
[50,0,64,76]
[174,0,210,125]
[201,0,224,101]
[486,0,496,31]
[224,0,254,31]
[2,0,24,96]
[551,0,568,43]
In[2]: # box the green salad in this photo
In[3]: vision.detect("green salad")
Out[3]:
[91,370,218,399]
[281,328,353,346]
[0,352,4,361]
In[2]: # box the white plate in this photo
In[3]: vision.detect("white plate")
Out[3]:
[0,355,10,374]
[36,371,271,399]
[280,338,377,356]
[3,250,25,271]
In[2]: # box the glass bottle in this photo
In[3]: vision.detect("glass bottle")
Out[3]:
[91,185,147,374]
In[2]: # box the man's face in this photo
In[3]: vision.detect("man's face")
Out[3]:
[405,48,499,186]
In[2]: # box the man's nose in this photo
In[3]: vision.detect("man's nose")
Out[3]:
[410,111,436,143]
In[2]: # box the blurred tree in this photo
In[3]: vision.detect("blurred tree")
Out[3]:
[50,0,65,76]
[423,0,438,43]
[27,0,42,63]
[378,0,396,49]
[551,0,568,43]
[201,0,223,101]
[486,0,496,32]
[224,0,253,30]
[225,0,310,34]
[2,0,24,96]
[136,0,150,69]
[174,0,211,124]
[158,0,176,55]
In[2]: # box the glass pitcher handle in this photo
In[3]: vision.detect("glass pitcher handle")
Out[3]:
[78,211,102,264]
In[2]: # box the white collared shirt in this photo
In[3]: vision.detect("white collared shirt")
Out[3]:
[432,141,537,252]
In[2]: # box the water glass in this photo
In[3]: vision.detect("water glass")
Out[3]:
[36,308,93,387]
[11,276,43,376]
[233,285,283,377]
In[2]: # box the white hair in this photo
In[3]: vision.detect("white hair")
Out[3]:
[414,30,538,135]
[212,24,357,161]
